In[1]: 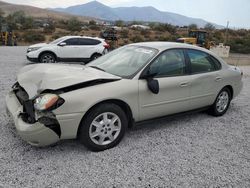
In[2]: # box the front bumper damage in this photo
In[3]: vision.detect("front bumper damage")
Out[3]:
[5,83,60,146]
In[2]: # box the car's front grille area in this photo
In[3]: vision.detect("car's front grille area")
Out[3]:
[12,82,36,124]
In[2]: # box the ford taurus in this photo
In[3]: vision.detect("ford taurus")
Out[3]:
[6,42,243,151]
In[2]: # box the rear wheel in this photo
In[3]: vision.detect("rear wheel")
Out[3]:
[91,53,102,61]
[78,103,128,151]
[209,87,231,116]
[40,53,56,63]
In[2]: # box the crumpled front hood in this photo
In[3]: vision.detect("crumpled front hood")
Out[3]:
[17,64,121,99]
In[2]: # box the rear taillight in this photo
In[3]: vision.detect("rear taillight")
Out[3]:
[103,43,110,49]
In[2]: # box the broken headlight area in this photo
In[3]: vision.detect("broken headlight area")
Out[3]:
[34,94,65,111]
[12,82,64,137]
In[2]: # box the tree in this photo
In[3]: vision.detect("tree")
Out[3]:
[151,23,176,34]
[5,14,17,30]
[22,16,34,30]
[89,20,96,26]
[0,8,4,29]
[130,21,143,25]
[67,17,81,31]
[164,23,176,34]
[115,20,124,27]
[12,11,26,24]
[0,8,4,17]
[44,17,55,33]
[188,24,198,30]
[204,23,215,31]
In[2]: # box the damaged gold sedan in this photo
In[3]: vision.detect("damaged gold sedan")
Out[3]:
[6,42,243,151]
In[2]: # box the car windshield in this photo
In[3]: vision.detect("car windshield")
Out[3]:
[49,37,67,44]
[87,45,158,78]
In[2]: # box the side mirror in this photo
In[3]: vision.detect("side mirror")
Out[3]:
[58,42,66,47]
[140,71,159,94]
[147,79,159,94]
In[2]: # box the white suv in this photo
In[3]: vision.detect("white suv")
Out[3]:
[26,36,109,63]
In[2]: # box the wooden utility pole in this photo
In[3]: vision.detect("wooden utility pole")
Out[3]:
[224,21,229,44]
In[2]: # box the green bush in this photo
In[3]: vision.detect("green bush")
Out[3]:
[89,25,100,30]
[23,32,45,43]
[140,29,151,37]
[152,23,176,34]
[120,29,129,38]
[115,20,124,27]
[131,35,144,43]
[227,37,250,54]
[67,18,81,31]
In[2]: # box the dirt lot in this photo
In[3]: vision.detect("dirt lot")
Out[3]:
[0,46,250,187]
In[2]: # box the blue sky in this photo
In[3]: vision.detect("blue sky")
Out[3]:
[2,0,250,28]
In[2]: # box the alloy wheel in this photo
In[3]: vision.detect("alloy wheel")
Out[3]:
[216,91,229,113]
[42,55,55,63]
[89,112,121,146]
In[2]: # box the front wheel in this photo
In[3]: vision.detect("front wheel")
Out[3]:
[78,103,128,151]
[40,53,56,63]
[209,88,231,116]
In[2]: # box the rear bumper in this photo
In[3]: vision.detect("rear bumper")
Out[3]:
[233,79,243,99]
[5,91,59,146]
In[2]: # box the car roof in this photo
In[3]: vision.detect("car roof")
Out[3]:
[128,41,226,67]
[63,36,104,41]
[129,41,212,53]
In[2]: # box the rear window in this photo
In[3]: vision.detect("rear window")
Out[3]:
[209,55,222,70]
[78,38,101,45]
[187,49,219,74]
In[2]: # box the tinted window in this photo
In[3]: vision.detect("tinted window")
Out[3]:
[78,38,101,45]
[187,50,217,74]
[149,49,186,77]
[210,55,222,70]
[64,38,79,45]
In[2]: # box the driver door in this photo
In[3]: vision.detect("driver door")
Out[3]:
[56,38,80,59]
[138,49,192,121]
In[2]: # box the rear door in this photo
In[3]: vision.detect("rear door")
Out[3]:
[138,49,192,120]
[78,38,102,58]
[186,49,223,109]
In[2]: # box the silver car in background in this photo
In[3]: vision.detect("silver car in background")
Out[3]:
[6,42,243,151]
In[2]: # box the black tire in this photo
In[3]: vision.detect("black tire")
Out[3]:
[91,53,102,61]
[208,87,231,116]
[40,53,56,63]
[78,103,128,151]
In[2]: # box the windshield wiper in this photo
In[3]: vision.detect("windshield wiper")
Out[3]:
[89,66,106,72]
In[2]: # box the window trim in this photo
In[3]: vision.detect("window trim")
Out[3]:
[184,49,222,75]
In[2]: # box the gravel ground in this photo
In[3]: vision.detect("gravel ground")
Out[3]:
[0,46,250,187]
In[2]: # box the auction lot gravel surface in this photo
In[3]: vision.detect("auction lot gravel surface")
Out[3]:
[0,47,250,187]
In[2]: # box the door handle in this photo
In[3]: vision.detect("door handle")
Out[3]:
[180,82,189,87]
[215,77,222,82]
